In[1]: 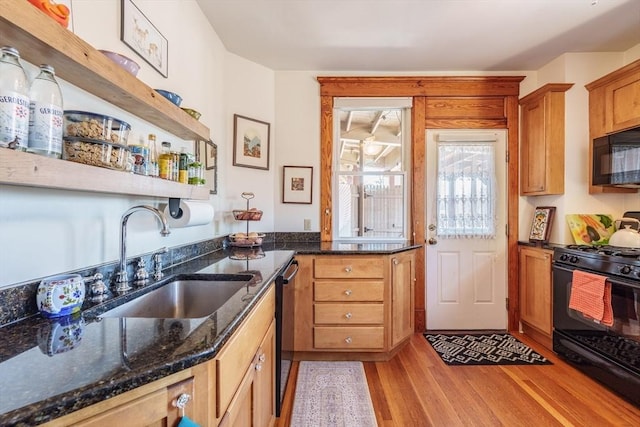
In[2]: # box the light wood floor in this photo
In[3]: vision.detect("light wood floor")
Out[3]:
[277,333,640,426]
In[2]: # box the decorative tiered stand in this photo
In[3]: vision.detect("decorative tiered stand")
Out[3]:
[229,192,264,247]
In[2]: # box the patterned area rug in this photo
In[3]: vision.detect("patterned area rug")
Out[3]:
[424,333,551,366]
[291,361,378,427]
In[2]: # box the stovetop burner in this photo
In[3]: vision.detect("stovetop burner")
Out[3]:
[565,245,640,259]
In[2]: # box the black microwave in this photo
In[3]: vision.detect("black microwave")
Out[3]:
[592,126,640,188]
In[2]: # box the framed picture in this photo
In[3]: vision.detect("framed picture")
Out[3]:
[121,0,168,77]
[283,166,313,204]
[233,114,270,170]
[529,206,556,243]
[197,140,217,195]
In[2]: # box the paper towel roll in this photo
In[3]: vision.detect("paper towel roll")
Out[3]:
[162,200,214,228]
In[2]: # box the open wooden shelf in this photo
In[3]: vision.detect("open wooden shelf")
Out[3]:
[0,1,210,142]
[0,149,210,200]
[0,1,211,200]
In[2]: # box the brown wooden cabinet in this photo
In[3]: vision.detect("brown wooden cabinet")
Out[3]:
[585,59,640,194]
[42,368,208,427]
[219,321,275,427]
[391,251,415,347]
[216,285,275,427]
[519,83,573,196]
[294,251,415,359]
[518,246,553,350]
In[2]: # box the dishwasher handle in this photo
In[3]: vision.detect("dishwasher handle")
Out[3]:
[280,258,299,284]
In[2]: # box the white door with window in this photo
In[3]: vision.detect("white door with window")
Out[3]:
[425,130,507,330]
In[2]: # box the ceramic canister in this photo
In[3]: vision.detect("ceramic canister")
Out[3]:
[36,274,85,318]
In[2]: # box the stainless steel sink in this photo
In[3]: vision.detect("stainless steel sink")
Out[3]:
[98,274,254,319]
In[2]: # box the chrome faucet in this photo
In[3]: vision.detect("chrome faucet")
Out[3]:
[114,205,170,293]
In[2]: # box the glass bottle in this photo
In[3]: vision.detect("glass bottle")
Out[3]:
[158,141,173,180]
[0,46,30,150]
[171,150,179,181]
[178,148,189,184]
[147,134,158,177]
[27,65,64,158]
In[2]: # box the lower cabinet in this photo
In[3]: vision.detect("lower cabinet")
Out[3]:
[42,369,206,427]
[218,321,275,427]
[42,285,276,427]
[294,250,416,358]
[518,246,553,349]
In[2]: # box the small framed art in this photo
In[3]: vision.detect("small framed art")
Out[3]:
[121,0,168,77]
[283,166,313,204]
[529,206,556,244]
[233,114,270,170]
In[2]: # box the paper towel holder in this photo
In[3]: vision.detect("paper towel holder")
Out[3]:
[168,198,183,219]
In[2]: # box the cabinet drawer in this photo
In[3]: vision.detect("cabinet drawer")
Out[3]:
[314,326,384,349]
[75,389,168,427]
[314,303,384,324]
[216,285,275,418]
[314,280,384,301]
[314,257,383,279]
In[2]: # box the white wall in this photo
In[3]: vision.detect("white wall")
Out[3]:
[223,53,276,235]
[0,0,275,287]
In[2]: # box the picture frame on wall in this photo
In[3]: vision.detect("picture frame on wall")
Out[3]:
[121,0,168,77]
[529,206,556,244]
[233,114,270,170]
[282,166,313,204]
[197,140,217,195]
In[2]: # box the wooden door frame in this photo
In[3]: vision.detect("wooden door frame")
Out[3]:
[317,76,524,332]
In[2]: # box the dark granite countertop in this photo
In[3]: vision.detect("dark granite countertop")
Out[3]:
[0,240,418,425]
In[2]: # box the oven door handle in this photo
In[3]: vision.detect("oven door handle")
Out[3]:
[281,259,299,284]
[552,264,576,274]
[553,263,640,290]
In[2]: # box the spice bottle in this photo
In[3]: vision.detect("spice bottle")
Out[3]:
[158,141,173,180]
[0,47,30,150]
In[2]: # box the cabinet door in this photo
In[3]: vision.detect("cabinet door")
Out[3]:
[391,252,415,347]
[219,321,275,427]
[253,321,275,427]
[519,247,552,335]
[605,70,640,132]
[520,97,548,194]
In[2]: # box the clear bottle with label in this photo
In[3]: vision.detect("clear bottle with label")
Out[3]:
[27,64,64,158]
[0,46,30,150]
[147,134,159,177]
[158,141,173,180]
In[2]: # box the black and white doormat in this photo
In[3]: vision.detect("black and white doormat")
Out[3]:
[424,333,551,366]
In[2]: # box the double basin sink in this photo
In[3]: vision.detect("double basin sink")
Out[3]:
[92,273,255,319]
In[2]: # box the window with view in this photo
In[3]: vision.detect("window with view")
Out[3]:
[333,98,412,241]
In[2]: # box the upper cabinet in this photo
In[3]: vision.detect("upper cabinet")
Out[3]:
[0,1,210,200]
[519,83,573,196]
[586,59,640,194]
[586,59,640,136]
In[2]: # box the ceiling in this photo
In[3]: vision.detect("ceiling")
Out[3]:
[196,0,640,71]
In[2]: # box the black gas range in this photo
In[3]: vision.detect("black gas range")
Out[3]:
[552,244,640,407]
[554,244,640,281]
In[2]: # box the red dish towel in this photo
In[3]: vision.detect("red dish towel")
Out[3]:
[569,270,613,326]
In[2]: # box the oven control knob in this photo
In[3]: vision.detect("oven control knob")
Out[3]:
[620,265,632,275]
[559,254,569,261]
[569,256,579,264]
